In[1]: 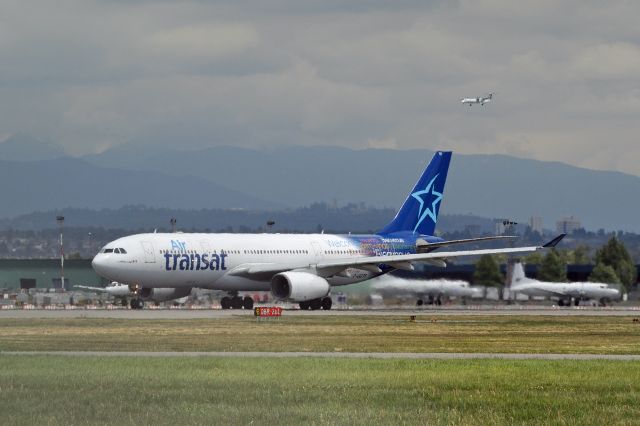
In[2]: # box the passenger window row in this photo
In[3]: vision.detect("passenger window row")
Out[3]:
[324,250,363,255]
[244,249,309,255]
[159,249,241,255]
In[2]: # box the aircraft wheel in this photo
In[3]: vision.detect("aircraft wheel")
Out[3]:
[130,299,137,309]
[436,298,442,306]
[417,299,424,306]
[321,297,332,310]
[299,301,310,310]
[136,299,144,309]
[243,296,254,310]
[231,296,243,309]
[558,299,565,307]
[574,299,580,307]
[220,297,231,310]
[310,299,322,310]
[121,299,127,307]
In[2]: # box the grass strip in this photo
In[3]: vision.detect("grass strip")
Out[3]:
[0,315,639,354]
[0,355,639,425]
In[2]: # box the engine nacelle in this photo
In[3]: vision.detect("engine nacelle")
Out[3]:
[271,272,330,302]
[139,287,192,302]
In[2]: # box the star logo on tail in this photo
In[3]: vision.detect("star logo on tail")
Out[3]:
[411,174,442,233]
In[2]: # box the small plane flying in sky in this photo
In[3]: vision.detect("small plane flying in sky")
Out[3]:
[508,262,621,306]
[461,93,493,106]
[92,151,564,311]
[75,282,190,309]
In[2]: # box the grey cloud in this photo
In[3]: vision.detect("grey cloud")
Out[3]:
[0,0,639,177]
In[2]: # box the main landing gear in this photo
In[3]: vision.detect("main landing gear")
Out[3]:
[299,297,332,311]
[220,294,254,310]
[558,298,580,307]
[129,298,144,309]
[416,295,442,306]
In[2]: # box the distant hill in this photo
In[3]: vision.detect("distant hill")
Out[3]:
[0,133,67,161]
[0,205,497,235]
[84,144,640,232]
[2,139,639,231]
[0,157,278,218]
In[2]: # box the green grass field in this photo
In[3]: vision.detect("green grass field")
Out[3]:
[0,315,639,354]
[0,355,638,425]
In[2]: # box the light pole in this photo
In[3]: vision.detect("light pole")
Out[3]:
[266,220,275,233]
[88,232,93,258]
[56,215,65,291]
[170,218,177,233]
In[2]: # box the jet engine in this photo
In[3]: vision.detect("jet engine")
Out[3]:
[138,287,192,302]
[271,272,330,302]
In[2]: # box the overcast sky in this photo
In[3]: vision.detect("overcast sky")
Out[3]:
[1,0,639,176]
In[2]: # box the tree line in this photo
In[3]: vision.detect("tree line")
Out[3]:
[474,237,637,291]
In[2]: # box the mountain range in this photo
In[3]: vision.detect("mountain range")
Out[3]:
[0,135,638,232]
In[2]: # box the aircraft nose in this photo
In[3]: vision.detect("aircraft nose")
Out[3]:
[92,254,107,276]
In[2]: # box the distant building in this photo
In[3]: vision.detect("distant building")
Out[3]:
[556,216,581,234]
[529,216,543,234]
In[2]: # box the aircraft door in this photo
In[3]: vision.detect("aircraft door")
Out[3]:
[200,241,212,253]
[141,241,156,263]
[311,242,323,261]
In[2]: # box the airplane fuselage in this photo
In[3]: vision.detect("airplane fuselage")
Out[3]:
[511,281,620,301]
[92,232,435,292]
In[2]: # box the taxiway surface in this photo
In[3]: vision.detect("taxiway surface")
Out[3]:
[1,306,639,319]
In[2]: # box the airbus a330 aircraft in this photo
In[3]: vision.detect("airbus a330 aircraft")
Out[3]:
[92,151,564,310]
[461,93,493,106]
[509,262,621,306]
[75,282,191,309]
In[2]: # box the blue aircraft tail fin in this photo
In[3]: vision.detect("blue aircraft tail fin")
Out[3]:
[379,151,452,236]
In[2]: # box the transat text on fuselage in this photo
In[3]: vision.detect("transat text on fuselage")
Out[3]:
[164,240,229,271]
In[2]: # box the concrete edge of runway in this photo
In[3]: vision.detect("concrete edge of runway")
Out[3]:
[2,307,640,318]
[2,351,639,360]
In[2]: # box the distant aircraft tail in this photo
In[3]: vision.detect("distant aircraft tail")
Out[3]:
[509,262,527,287]
[379,151,452,236]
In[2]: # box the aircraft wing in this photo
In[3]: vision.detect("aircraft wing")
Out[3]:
[417,235,517,252]
[228,234,566,279]
[74,285,108,293]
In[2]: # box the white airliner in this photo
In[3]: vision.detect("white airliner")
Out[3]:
[75,282,190,309]
[92,151,564,310]
[368,276,481,306]
[461,93,493,106]
[508,262,621,306]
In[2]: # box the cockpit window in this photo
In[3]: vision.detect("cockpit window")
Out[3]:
[104,248,114,253]
[120,248,127,254]
[114,248,121,254]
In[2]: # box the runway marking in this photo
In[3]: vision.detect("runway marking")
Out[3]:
[2,351,640,360]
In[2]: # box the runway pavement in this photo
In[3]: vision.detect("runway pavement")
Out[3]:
[2,350,639,360]
[1,306,640,319]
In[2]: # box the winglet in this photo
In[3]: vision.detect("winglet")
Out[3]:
[542,233,566,248]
